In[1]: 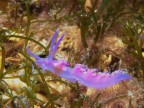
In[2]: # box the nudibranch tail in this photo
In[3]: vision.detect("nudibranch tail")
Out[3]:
[111,70,132,83]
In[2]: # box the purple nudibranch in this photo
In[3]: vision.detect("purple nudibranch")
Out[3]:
[27,29,132,89]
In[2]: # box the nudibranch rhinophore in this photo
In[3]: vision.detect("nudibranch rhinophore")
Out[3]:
[27,29,132,89]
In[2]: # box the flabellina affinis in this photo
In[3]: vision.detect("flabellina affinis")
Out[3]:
[27,29,132,89]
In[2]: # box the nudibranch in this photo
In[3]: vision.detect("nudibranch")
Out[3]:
[27,29,132,89]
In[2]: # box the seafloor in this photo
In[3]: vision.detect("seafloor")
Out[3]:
[0,0,144,108]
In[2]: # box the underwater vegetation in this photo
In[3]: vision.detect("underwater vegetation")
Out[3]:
[27,29,131,89]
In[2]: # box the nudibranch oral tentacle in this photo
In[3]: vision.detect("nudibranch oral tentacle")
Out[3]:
[26,46,40,60]
[27,29,132,89]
